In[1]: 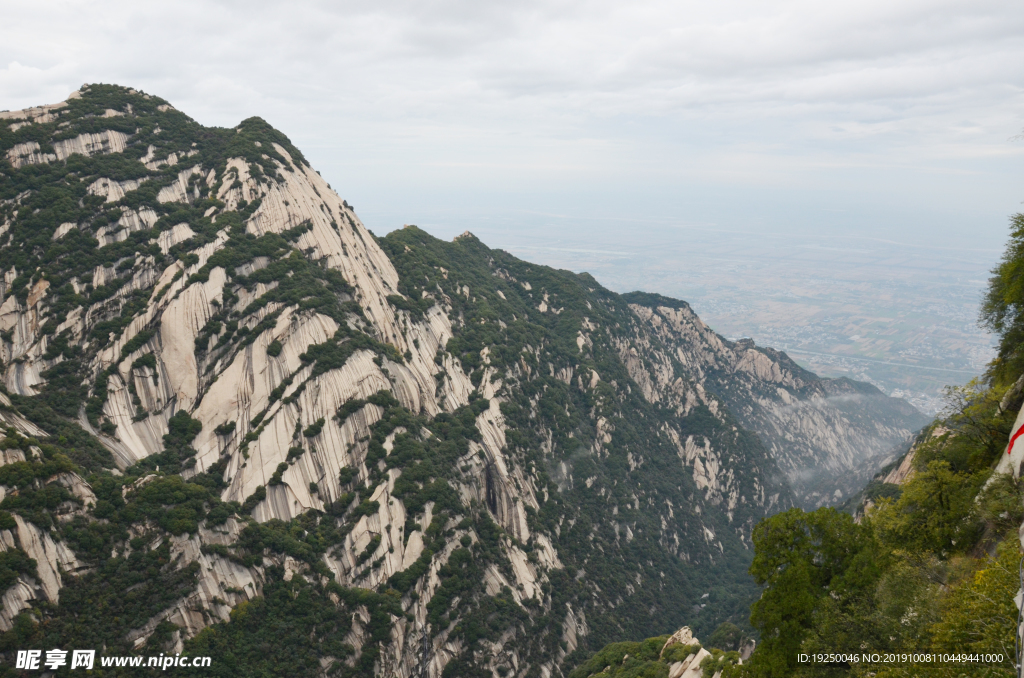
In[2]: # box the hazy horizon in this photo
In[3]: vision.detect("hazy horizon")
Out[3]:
[3,0,1021,411]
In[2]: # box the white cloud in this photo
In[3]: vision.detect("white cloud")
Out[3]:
[1,0,1021,244]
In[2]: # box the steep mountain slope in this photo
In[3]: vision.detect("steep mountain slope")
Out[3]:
[618,293,926,506]
[0,85,920,676]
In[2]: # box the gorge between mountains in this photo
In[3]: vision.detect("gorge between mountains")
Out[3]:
[0,84,926,677]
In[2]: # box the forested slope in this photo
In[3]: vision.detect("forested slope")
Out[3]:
[0,84,923,676]
[573,213,1024,678]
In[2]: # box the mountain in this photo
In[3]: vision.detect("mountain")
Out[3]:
[0,84,923,676]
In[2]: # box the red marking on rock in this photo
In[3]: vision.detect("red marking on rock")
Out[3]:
[1008,426,1024,455]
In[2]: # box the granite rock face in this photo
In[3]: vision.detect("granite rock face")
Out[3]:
[0,85,924,676]
[621,297,926,507]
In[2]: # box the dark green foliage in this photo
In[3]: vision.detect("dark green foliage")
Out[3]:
[706,622,746,652]
[179,573,359,677]
[700,649,743,678]
[568,629,737,678]
[302,417,325,438]
[378,225,786,664]
[861,479,901,505]
[386,293,432,321]
[0,85,360,468]
[299,330,402,383]
[351,500,379,519]
[236,520,322,566]
[241,486,266,514]
[357,534,382,565]
[119,475,217,535]
[231,244,354,328]
[978,472,1024,536]
[746,508,879,678]
[132,410,202,475]
[205,502,233,527]
[166,410,203,447]
[338,466,356,487]
[268,462,288,485]
[981,212,1024,384]
[739,371,1024,677]
[84,368,114,429]
[568,636,675,678]
[0,450,75,489]
[336,389,400,425]
[1,475,77,530]
[147,619,180,651]
[0,549,36,594]
[1,543,201,658]
[131,351,157,373]
[0,85,816,676]
[0,397,112,472]
[214,421,236,436]
[119,327,154,358]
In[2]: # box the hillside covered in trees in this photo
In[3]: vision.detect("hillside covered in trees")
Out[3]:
[573,213,1024,678]
[0,84,925,676]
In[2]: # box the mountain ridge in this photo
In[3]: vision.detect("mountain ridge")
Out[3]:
[0,84,923,676]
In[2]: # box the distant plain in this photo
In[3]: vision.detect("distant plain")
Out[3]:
[383,215,998,416]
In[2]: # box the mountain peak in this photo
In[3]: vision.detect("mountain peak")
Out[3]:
[0,85,924,675]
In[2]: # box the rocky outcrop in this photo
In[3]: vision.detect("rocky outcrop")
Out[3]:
[660,627,713,678]
[0,85,927,676]
[5,130,129,168]
[996,406,1024,479]
[87,176,149,203]
[126,518,264,650]
[0,513,84,631]
[621,298,926,506]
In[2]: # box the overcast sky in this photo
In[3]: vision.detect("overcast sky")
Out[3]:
[2,0,1023,251]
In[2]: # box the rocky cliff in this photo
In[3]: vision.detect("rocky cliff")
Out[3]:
[0,85,923,676]
[618,293,926,507]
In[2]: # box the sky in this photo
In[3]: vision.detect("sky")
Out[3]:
[2,0,1023,249]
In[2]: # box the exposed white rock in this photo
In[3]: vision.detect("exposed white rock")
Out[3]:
[0,394,46,438]
[125,518,264,648]
[223,348,392,517]
[5,141,56,168]
[155,223,196,254]
[50,472,97,508]
[157,165,204,204]
[141,145,187,171]
[54,130,129,162]
[0,95,72,123]
[461,398,536,541]
[159,268,227,412]
[883,446,919,485]
[0,578,36,631]
[96,208,159,246]
[996,406,1024,478]
[87,177,148,203]
[52,222,77,239]
[0,515,81,606]
[5,106,126,165]
[669,649,712,678]
[660,627,710,678]
[0,88,826,677]
[191,309,338,472]
[626,303,920,506]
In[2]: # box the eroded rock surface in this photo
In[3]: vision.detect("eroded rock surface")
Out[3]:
[0,84,924,676]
